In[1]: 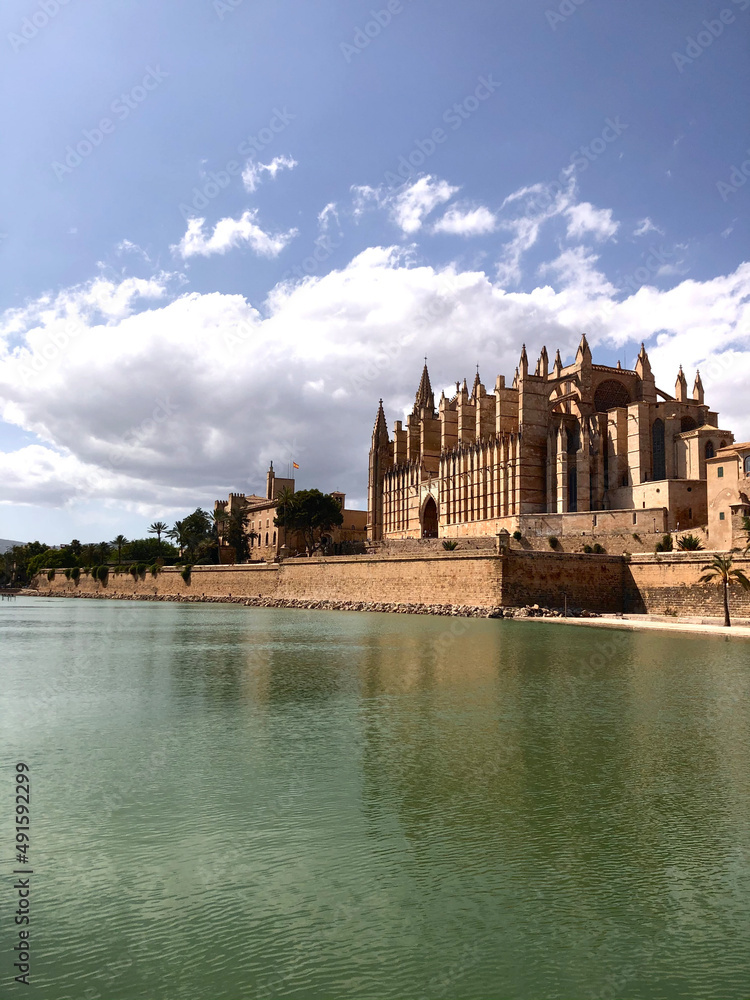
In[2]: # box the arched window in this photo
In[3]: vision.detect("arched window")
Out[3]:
[272,531,276,545]
[681,416,697,433]
[265,533,269,546]
[705,441,715,460]
[594,379,631,412]
[652,419,666,480]
[744,455,750,477]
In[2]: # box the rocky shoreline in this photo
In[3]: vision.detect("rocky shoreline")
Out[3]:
[21,590,601,619]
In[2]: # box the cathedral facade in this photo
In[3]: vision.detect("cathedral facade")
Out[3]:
[367,337,735,541]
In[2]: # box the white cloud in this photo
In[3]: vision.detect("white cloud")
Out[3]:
[241,154,297,192]
[564,202,619,242]
[318,201,341,233]
[2,252,750,519]
[432,206,497,236]
[633,217,663,238]
[172,211,298,259]
[351,175,459,234]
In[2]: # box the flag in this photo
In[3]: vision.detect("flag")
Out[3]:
[293,462,299,469]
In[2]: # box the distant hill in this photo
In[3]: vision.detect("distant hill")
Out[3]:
[0,539,25,554]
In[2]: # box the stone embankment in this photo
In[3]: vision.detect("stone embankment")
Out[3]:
[23,589,601,619]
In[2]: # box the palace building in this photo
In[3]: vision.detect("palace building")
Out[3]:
[216,463,367,562]
[367,337,736,542]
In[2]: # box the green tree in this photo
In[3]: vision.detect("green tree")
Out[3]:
[677,534,704,551]
[274,489,344,556]
[96,541,111,564]
[168,510,215,563]
[699,552,750,627]
[148,521,169,546]
[69,539,82,557]
[112,535,128,564]
[214,506,255,563]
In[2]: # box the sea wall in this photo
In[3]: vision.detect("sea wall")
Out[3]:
[628,553,750,617]
[33,551,750,618]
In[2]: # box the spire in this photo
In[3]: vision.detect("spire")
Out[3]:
[553,349,563,378]
[372,398,389,443]
[519,343,528,377]
[414,361,434,412]
[539,345,549,378]
[471,367,482,399]
[675,365,688,403]
[575,333,592,365]
[635,342,652,378]
[693,370,704,404]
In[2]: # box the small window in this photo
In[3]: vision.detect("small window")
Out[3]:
[273,531,276,545]
[718,468,724,478]
[745,456,750,477]
[688,508,692,519]
[265,533,269,545]
[705,441,715,460]
[719,512,725,521]
[632,513,637,525]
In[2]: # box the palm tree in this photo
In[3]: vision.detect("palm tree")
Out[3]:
[112,535,128,564]
[677,534,704,551]
[148,521,169,547]
[167,521,186,559]
[699,552,750,627]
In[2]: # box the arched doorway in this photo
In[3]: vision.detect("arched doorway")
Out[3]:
[422,496,438,538]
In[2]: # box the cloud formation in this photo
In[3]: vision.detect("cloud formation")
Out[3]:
[241,154,298,192]
[433,205,497,236]
[172,211,298,259]
[2,248,749,516]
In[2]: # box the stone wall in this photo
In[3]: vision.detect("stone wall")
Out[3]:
[34,551,750,618]
[500,551,627,613]
[628,553,750,617]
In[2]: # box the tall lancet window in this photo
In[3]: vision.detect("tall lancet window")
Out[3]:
[652,419,666,481]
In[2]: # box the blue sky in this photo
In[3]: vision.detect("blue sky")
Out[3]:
[1,0,749,544]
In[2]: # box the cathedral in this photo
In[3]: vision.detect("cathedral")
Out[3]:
[367,337,736,541]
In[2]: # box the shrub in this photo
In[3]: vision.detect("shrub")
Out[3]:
[137,562,148,576]
[655,534,673,553]
[592,543,605,554]
[71,567,80,583]
[47,568,55,581]
[64,567,72,580]
[149,563,159,577]
[512,530,522,542]
[548,535,559,549]
[583,545,593,554]
[181,565,192,583]
[96,565,108,583]
[442,540,458,551]
[677,534,704,551]
[632,533,641,542]
[90,565,98,579]
[129,564,138,578]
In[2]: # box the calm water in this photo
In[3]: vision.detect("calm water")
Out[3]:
[2,597,750,999]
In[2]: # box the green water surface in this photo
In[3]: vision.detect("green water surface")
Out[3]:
[1,597,750,999]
